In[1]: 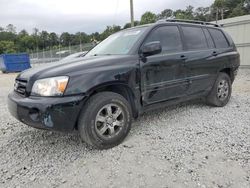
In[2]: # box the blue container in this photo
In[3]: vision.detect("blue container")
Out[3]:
[0,53,31,73]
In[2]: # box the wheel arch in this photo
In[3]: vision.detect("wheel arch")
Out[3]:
[219,68,234,82]
[78,82,140,126]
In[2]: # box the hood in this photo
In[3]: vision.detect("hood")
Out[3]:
[17,55,136,81]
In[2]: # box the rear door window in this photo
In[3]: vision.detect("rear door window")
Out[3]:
[144,26,183,53]
[181,26,208,50]
[208,28,229,48]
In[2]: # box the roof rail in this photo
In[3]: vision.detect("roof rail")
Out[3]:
[157,19,221,27]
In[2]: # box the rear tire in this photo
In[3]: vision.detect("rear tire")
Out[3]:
[78,92,132,149]
[206,73,232,107]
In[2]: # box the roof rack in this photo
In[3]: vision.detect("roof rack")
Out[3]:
[157,19,221,27]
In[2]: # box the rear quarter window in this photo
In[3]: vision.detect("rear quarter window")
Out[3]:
[208,28,229,49]
[203,28,215,48]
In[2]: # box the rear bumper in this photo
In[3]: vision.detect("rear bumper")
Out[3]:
[8,92,86,132]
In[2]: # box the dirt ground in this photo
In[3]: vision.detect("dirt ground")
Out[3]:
[0,70,249,188]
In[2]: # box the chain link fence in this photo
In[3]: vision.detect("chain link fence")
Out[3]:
[29,43,94,67]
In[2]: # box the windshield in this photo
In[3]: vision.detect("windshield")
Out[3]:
[86,27,147,56]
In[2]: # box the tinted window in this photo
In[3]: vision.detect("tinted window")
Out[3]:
[181,26,208,50]
[208,28,229,48]
[203,28,215,48]
[144,26,183,53]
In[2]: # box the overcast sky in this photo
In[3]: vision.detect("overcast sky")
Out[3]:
[0,0,214,34]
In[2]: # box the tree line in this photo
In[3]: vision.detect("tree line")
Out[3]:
[0,0,249,54]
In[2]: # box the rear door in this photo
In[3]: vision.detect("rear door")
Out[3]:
[180,25,218,96]
[140,25,188,105]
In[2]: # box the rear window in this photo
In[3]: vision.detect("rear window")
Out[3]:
[208,28,229,49]
[181,26,208,50]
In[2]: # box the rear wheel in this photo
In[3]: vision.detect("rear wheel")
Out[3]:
[206,73,232,107]
[78,92,132,149]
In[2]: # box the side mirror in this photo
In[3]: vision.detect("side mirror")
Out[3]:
[141,41,162,57]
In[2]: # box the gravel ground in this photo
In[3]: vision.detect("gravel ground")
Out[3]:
[0,70,249,188]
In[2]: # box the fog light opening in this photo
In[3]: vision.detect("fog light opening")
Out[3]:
[29,108,40,122]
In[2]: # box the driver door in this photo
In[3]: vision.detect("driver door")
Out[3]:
[140,25,189,105]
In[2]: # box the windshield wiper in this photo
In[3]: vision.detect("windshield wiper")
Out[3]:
[92,53,112,56]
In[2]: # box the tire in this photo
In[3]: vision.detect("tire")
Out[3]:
[206,72,232,107]
[78,92,132,149]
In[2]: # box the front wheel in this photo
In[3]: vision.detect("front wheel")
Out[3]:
[206,73,232,107]
[78,92,132,149]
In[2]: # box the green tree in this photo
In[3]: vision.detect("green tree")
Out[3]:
[99,25,121,41]
[211,0,249,20]
[0,41,16,54]
[229,3,246,17]
[31,28,40,51]
[49,32,59,46]
[194,7,211,21]
[245,0,250,13]
[157,9,173,19]
[18,30,29,38]
[213,0,226,20]
[32,28,39,37]
[5,24,16,33]
[17,35,36,52]
[16,30,33,52]
[185,6,195,19]
[90,32,101,42]
[74,32,91,45]
[60,32,71,46]
[140,11,157,24]
[40,31,50,49]
[80,32,91,43]
[226,0,247,18]
[174,6,194,20]
[123,21,140,29]
[0,31,16,42]
[174,9,185,19]
[214,0,226,8]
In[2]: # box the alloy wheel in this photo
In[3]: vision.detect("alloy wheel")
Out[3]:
[95,103,125,139]
[217,79,229,101]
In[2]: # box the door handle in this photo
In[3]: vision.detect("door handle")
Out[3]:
[212,51,218,56]
[180,55,187,61]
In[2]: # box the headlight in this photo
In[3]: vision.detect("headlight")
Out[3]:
[31,76,69,96]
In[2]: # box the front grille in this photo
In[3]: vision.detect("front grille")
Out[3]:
[14,79,28,97]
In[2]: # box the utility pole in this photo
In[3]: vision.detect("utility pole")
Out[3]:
[216,7,219,24]
[130,0,134,27]
[80,36,82,52]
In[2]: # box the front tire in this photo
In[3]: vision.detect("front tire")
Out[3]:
[206,73,232,107]
[78,92,132,149]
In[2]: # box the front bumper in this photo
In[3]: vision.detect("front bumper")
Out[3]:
[8,92,86,131]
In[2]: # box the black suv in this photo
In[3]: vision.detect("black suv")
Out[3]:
[8,20,240,149]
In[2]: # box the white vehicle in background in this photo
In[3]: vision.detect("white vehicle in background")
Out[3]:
[60,51,88,62]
